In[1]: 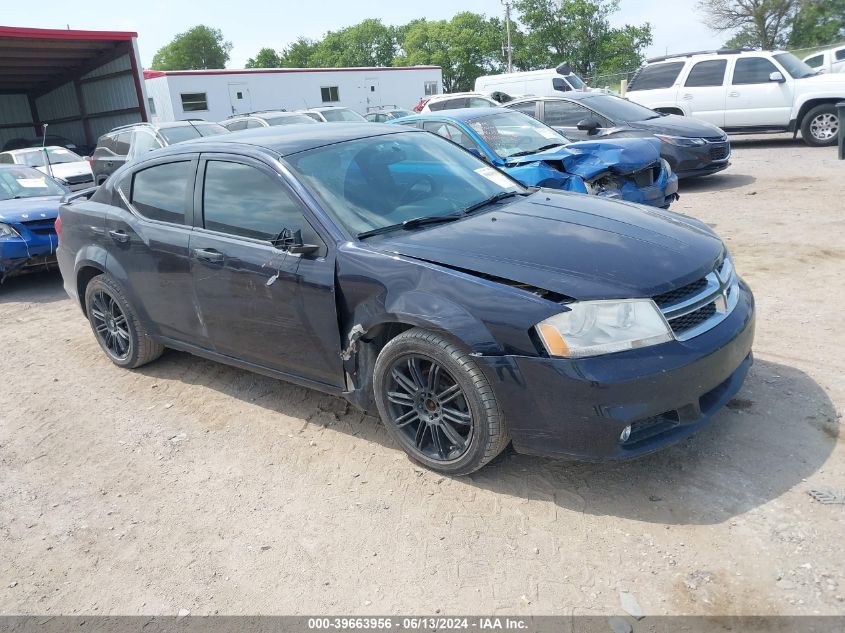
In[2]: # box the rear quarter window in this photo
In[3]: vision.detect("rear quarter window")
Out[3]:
[629,62,685,90]
[130,161,193,224]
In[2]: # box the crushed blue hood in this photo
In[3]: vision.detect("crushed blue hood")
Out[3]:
[0,196,62,224]
[505,137,662,180]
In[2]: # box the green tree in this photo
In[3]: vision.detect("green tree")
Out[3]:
[394,13,507,92]
[310,19,398,67]
[245,47,282,68]
[279,37,319,67]
[697,0,797,49]
[514,0,652,78]
[788,0,845,47]
[151,25,232,70]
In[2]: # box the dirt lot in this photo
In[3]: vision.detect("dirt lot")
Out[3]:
[1,135,843,617]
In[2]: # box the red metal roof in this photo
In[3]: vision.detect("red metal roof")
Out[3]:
[0,25,138,40]
[143,66,440,80]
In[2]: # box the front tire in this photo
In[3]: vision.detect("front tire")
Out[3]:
[84,274,163,369]
[373,329,509,475]
[801,104,839,147]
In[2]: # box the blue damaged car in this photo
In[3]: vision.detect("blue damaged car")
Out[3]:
[393,108,679,208]
[0,164,67,282]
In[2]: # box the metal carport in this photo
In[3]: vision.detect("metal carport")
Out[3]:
[0,26,148,152]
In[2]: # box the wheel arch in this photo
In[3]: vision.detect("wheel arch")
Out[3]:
[795,98,841,128]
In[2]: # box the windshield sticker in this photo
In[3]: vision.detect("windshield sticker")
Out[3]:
[537,127,561,139]
[475,167,517,189]
[17,178,47,188]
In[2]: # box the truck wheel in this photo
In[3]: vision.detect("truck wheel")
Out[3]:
[84,274,164,369]
[801,104,839,147]
[373,328,510,475]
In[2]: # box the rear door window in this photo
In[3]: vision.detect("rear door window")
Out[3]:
[201,160,309,241]
[114,130,133,156]
[629,62,685,90]
[684,60,728,87]
[245,119,265,129]
[508,100,539,118]
[130,161,193,224]
[543,101,592,127]
[732,57,779,84]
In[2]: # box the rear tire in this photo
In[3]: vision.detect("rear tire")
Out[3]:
[801,104,839,147]
[84,274,163,369]
[373,328,509,475]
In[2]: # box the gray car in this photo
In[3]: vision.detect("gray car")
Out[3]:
[505,93,731,178]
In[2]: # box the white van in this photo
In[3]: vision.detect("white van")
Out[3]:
[475,63,589,98]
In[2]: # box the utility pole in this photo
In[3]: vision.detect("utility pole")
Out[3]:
[502,0,514,73]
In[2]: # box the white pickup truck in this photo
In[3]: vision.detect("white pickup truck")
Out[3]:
[626,49,843,146]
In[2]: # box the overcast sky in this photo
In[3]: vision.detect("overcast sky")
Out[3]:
[2,0,727,68]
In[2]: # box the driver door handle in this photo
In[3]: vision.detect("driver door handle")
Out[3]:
[193,248,224,263]
[108,229,129,243]
[728,91,740,97]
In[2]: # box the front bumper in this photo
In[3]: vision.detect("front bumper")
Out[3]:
[476,281,755,460]
[0,226,59,281]
[663,141,731,179]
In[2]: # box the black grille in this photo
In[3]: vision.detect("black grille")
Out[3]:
[64,173,94,185]
[709,142,729,160]
[22,219,57,236]
[625,412,680,445]
[653,277,708,309]
[668,302,717,334]
[630,163,660,187]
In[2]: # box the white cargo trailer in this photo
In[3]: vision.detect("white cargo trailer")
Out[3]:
[144,66,443,123]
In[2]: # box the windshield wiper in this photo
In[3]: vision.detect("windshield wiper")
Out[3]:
[507,143,564,158]
[461,190,525,215]
[357,213,464,239]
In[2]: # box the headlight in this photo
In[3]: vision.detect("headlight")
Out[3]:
[661,158,673,176]
[654,134,706,147]
[0,222,22,239]
[534,299,673,358]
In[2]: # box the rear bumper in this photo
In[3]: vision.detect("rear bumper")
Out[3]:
[476,281,755,460]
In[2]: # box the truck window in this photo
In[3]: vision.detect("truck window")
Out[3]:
[804,54,823,68]
[733,57,779,84]
[552,78,571,92]
[684,60,727,87]
[629,62,684,90]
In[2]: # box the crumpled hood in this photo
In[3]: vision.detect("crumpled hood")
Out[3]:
[626,114,726,139]
[506,137,662,180]
[370,191,723,300]
[0,196,61,224]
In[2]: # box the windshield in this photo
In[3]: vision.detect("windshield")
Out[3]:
[285,131,524,237]
[17,148,82,167]
[465,111,569,159]
[321,109,367,122]
[582,94,659,122]
[266,114,318,126]
[0,166,66,200]
[774,52,817,79]
[565,73,586,89]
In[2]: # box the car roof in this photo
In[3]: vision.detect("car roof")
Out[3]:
[3,145,69,155]
[305,106,353,112]
[158,122,418,157]
[402,107,507,122]
[508,93,604,104]
[645,49,788,65]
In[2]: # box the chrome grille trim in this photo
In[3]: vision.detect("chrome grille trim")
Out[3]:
[656,257,739,341]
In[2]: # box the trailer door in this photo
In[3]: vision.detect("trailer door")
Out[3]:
[228,84,253,116]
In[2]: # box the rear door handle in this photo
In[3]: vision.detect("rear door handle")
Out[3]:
[108,229,129,243]
[193,248,224,263]
[682,93,693,100]
[728,91,740,97]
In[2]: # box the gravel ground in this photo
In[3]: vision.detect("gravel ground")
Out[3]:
[0,134,843,617]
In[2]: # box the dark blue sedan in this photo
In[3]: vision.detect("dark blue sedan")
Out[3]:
[56,124,753,474]
[0,165,66,282]
[392,108,679,208]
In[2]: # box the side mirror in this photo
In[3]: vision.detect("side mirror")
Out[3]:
[769,71,785,83]
[273,228,320,256]
[576,118,601,135]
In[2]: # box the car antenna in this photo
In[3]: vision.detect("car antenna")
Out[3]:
[41,123,54,181]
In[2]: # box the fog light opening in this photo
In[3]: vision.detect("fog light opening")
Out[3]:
[620,425,632,443]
